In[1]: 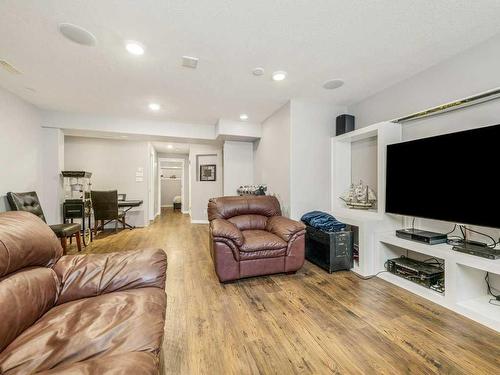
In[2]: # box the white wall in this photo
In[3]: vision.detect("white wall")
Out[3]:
[223,141,253,196]
[189,144,223,222]
[254,103,291,216]
[0,87,43,212]
[289,100,344,220]
[349,33,500,129]
[347,32,500,242]
[41,128,64,224]
[64,136,150,227]
[42,110,216,141]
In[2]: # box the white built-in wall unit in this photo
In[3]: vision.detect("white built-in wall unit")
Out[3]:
[340,33,500,331]
[333,119,500,332]
[331,121,402,276]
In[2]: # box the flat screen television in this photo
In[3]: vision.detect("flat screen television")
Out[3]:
[385,123,500,229]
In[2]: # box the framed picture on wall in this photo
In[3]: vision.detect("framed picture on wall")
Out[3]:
[200,164,216,181]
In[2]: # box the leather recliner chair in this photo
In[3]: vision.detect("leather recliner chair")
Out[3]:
[0,211,167,375]
[208,196,306,282]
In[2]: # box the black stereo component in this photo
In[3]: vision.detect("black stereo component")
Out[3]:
[386,256,444,292]
[452,243,500,260]
[336,114,355,136]
[396,228,447,245]
[305,226,353,273]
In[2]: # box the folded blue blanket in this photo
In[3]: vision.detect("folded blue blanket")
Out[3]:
[301,211,346,232]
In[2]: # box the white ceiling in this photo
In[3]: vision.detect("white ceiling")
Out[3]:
[1,0,500,125]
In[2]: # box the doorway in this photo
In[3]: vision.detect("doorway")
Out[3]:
[159,158,184,212]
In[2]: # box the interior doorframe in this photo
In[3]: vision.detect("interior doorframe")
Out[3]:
[158,157,185,210]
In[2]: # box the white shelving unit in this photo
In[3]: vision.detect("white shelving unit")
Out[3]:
[376,233,500,332]
[331,121,402,276]
[330,121,500,332]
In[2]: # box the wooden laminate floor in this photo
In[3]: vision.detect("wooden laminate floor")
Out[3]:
[69,208,500,374]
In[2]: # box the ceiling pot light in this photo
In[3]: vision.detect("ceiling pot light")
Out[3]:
[239,114,249,121]
[167,145,173,149]
[272,71,287,81]
[252,67,265,76]
[59,23,96,46]
[148,103,160,111]
[323,79,344,90]
[126,41,145,55]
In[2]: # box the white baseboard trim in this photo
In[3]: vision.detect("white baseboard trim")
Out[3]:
[161,204,173,208]
[190,219,209,224]
[181,210,189,214]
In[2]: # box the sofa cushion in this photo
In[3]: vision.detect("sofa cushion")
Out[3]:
[228,214,268,231]
[208,196,281,220]
[239,248,286,260]
[240,230,287,252]
[0,288,166,375]
[0,267,59,353]
[0,211,62,278]
[35,352,159,375]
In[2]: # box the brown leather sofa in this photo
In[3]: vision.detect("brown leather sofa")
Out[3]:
[0,211,167,375]
[208,196,306,282]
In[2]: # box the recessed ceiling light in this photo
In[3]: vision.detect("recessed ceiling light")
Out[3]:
[126,41,145,56]
[239,114,249,121]
[272,71,287,81]
[0,60,21,75]
[148,103,160,111]
[252,67,265,76]
[167,145,173,149]
[182,56,199,69]
[59,23,96,46]
[323,79,344,90]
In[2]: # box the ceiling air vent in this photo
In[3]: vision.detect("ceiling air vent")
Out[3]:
[182,56,199,69]
[0,60,21,75]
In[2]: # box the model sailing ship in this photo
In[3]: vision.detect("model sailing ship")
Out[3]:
[340,180,377,209]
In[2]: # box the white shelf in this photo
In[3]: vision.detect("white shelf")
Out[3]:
[333,207,384,223]
[379,234,450,259]
[378,234,500,274]
[457,295,500,331]
[333,122,382,142]
[376,233,500,332]
[378,272,445,303]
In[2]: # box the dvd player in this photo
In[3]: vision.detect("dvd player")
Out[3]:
[452,243,500,260]
[396,228,447,245]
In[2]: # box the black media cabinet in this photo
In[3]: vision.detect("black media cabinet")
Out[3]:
[305,225,353,273]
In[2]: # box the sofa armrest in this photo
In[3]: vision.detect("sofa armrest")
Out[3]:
[53,248,167,305]
[266,216,306,242]
[210,218,244,247]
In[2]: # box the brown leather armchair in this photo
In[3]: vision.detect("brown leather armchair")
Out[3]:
[208,196,306,282]
[0,211,167,374]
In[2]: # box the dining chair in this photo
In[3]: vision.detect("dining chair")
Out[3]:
[7,191,82,254]
[91,190,125,234]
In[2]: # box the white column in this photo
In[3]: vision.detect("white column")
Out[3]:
[41,128,64,224]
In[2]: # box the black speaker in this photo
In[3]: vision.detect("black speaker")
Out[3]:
[336,114,355,136]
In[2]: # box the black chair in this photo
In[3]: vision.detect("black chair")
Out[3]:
[91,190,125,235]
[7,191,81,254]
